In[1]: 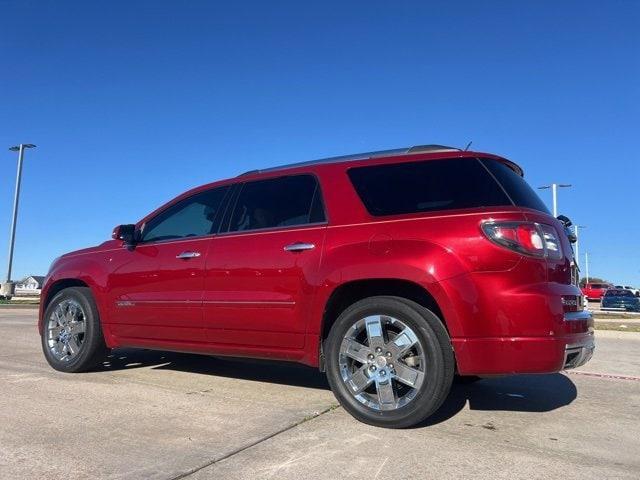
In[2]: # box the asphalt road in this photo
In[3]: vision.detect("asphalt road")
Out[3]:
[1,309,638,479]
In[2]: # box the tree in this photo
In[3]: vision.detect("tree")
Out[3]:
[579,276,609,287]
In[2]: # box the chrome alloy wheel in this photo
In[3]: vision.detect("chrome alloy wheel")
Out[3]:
[45,299,86,362]
[338,315,426,411]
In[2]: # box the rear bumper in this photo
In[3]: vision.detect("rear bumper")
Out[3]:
[440,266,596,375]
[563,338,595,369]
[452,310,595,375]
[601,305,640,312]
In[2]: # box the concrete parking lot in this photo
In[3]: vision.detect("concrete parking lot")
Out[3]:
[1,308,639,479]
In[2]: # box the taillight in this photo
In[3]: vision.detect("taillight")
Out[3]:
[481,221,563,259]
[538,224,563,260]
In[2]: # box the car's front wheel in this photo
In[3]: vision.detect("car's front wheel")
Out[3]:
[325,296,454,428]
[41,287,108,373]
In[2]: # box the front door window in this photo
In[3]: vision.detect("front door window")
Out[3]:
[142,186,230,242]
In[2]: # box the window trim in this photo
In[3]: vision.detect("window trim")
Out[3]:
[219,173,329,236]
[217,220,328,238]
[136,184,233,246]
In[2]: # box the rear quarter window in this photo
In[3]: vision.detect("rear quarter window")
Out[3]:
[347,158,512,216]
[480,158,550,214]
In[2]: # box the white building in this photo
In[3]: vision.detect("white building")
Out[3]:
[15,276,45,296]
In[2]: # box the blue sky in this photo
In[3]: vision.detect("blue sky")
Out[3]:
[1,1,638,284]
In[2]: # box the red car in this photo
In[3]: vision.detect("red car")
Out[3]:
[581,282,612,301]
[39,145,594,428]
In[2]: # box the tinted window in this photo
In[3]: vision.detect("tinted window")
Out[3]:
[605,289,633,297]
[227,175,325,232]
[347,158,511,216]
[141,186,229,242]
[481,159,550,213]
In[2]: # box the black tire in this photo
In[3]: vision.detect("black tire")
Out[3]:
[325,296,454,428]
[41,287,109,373]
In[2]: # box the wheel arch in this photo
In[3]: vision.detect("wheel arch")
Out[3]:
[39,278,95,334]
[42,279,90,310]
[320,278,449,346]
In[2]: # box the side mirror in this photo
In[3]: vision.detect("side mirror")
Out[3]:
[112,224,138,245]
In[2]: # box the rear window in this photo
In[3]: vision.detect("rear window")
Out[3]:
[347,158,512,216]
[590,283,606,289]
[480,158,550,213]
[605,289,633,297]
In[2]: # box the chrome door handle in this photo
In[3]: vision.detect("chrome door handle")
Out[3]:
[284,242,315,252]
[176,251,201,259]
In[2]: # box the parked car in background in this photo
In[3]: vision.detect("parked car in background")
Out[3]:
[38,144,593,428]
[582,282,613,301]
[601,289,640,312]
[614,285,639,297]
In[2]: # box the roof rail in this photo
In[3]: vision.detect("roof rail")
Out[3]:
[407,144,461,153]
[237,144,461,176]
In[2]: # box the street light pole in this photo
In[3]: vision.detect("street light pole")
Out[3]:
[573,225,586,267]
[3,144,36,293]
[538,183,572,217]
[585,252,589,283]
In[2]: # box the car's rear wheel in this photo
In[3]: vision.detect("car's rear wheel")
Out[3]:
[325,296,454,428]
[41,287,108,373]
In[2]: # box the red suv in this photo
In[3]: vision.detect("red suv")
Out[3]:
[581,282,612,301]
[39,145,594,428]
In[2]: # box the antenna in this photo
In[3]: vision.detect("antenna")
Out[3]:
[463,141,472,151]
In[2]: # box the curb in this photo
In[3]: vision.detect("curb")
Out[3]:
[0,304,39,309]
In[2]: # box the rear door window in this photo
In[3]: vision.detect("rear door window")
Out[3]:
[226,174,325,232]
[347,158,511,216]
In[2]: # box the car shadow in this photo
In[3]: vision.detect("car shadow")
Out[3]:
[418,373,577,428]
[98,349,577,420]
[98,348,331,390]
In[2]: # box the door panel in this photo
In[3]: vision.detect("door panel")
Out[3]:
[106,237,211,342]
[203,226,326,348]
[104,184,230,343]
